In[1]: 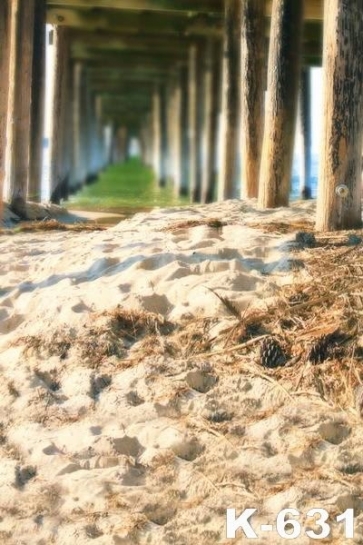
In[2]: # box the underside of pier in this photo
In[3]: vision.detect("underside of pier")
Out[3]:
[0,0,362,231]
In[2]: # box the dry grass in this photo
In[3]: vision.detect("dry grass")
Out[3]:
[14,231,363,412]
[0,219,106,235]
[17,307,175,369]
[162,218,227,232]
[248,219,315,234]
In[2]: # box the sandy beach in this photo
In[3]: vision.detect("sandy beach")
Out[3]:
[1,199,363,544]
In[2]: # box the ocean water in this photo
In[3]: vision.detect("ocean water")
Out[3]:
[291,154,319,200]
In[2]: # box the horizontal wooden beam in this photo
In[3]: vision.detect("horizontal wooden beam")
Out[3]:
[47,0,223,13]
[47,7,222,36]
[71,46,189,62]
[47,0,323,20]
[70,30,193,50]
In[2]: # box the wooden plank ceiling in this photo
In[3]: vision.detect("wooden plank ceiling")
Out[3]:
[46,0,323,130]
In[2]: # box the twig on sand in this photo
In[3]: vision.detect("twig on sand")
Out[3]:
[191,334,268,359]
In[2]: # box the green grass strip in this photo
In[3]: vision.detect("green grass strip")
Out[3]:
[67,158,189,213]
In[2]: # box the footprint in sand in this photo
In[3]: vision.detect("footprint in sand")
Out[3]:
[185,370,218,394]
[0,312,25,334]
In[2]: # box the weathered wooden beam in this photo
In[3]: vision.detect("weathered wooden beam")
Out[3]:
[88,82,154,95]
[240,0,265,199]
[49,27,70,203]
[47,0,323,20]
[258,0,304,208]
[316,0,363,231]
[70,32,192,52]
[217,0,241,201]
[28,0,46,202]
[5,0,35,215]
[47,0,223,13]
[47,7,222,36]
[298,67,312,199]
[0,0,11,216]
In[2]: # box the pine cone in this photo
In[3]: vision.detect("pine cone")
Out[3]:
[295,231,316,248]
[260,337,286,368]
[308,335,330,364]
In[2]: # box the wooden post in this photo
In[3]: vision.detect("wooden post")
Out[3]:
[159,83,168,187]
[49,27,70,203]
[5,0,36,216]
[72,62,87,190]
[167,75,182,195]
[316,0,363,231]
[83,80,96,183]
[152,84,162,184]
[217,0,242,201]
[180,66,189,196]
[188,44,198,201]
[298,67,312,199]
[240,0,265,199]
[143,113,153,167]
[28,0,46,202]
[201,40,217,204]
[94,95,106,171]
[258,0,304,208]
[62,58,74,199]
[117,127,128,163]
[0,0,11,218]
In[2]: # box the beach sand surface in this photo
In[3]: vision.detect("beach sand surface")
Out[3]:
[0,199,362,545]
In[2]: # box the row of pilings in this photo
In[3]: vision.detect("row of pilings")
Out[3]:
[1,0,363,231]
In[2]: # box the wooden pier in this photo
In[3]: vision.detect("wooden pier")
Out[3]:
[0,0,362,230]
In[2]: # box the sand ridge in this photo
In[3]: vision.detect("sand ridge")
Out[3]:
[1,199,363,544]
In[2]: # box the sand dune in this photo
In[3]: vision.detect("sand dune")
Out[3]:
[1,199,362,544]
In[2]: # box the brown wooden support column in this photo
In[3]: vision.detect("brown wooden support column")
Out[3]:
[180,66,189,196]
[94,95,106,171]
[49,27,70,203]
[142,113,153,167]
[258,0,304,208]
[200,39,221,204]
[139,124,147,166]
[72,62,87,190]
[62,59,74,197]
[298,67,312,199]
[83,79,95,182]
[117,127,128,163]
[188,44,198,202]
[0,0,11,218]
[173,74,183,196]
[240,0,265,199]
[28,0,46,202]
[159,84,168,187]
[316,1,363,231]
[5,0,36,216]
[217,0,242,201]
[165,82,174,182]
[166,75,182,195]
[147,113,153,167]
[152,85,162,184]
